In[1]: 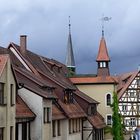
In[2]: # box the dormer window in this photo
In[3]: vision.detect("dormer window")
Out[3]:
[88,104,96,115]
[64,89,74,104]
[41,86,54,94]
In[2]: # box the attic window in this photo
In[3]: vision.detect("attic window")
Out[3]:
[88,104,96,115]
[64,89,74,104]
[41,86,53,94]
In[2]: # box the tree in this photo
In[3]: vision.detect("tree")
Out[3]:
[112,92,124,140]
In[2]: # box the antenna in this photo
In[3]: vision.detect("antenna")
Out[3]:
[101,15,111,37]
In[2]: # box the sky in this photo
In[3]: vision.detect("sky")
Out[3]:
[0,0,140,75]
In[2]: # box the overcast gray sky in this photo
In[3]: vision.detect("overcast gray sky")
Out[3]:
[0,0,140,75]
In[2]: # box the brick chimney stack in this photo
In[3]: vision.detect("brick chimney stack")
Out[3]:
[20,35,27,54]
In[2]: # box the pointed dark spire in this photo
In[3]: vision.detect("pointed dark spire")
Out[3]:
[65,16,76,75]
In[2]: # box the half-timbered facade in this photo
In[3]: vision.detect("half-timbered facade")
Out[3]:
[117,71,140,132]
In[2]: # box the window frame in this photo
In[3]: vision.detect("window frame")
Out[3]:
[0,83,5,105]
[44,107,51,123]
[10,84,15,106]
[130,118,136,126]
[64,90,74,104]
[52,120,56,137]
[57,120,61,136]
[106,93,112,106]
[0,127,4,140]
[106,115,112,125]
[99,62,107,68]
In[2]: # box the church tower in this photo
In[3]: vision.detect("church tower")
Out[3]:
[96,30,110,76]
[65,17,76,75]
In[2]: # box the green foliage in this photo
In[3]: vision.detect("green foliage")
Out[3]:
[104,126,112,134]
[112,92,124,140]
[67,67,75,77]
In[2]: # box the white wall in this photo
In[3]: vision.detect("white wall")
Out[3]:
[18,88,43,140]
[43,99,52,140]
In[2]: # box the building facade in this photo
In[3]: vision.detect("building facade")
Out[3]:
[0,55,16,140]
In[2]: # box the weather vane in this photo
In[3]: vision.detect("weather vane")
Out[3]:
[101,15,111,37]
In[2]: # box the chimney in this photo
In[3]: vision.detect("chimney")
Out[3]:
[20,35,27,54]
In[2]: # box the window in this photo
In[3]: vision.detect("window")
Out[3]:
[10,84,15,106]
[130,118,136,126]
[122,105,127,112]
[64,90,73,104]
[137,79,140,87]
[130,92,135,97]
[57,120,61,136]
[99,62,107,68]
[52,121,56,137]
[69,119,72,134]
[107,115,112,125]
[72,119,75,133]
[44,107,51,123]
[22,123,27,140]
[88,105,96,115]
[79,118,81,132]
[0,83,5,105]
[106,94,111,106]
[10,126,13,140]
[0,128,3,140]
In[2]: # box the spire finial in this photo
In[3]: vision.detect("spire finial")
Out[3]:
[69,16,71,34]
[101,14,104,37]
[101,15,111,37]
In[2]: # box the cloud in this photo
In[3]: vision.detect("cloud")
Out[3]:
[0,0,139,74]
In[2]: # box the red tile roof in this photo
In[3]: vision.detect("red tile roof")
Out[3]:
[0,55,9,76]
[115,71,139,99]
[88,113,106,129]
[16,95,35,119]
[58,100,86,119]
[13,66,56,99]
[70,76,116,84]
[52,104,66,120]
[96,37,110,62]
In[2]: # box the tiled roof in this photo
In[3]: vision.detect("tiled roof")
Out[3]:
[8,43,87,119]
[13,66,56,99]
[52,104,66,120]
[70,76,116,84]
[96,37,110,62]
[16,95,35,119]
[0,55,9,76]
[115,71,138,99]
[88,113,106,129]
[58,100,86,119]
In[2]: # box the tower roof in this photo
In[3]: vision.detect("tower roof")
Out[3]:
[65,19,75,68]
[96,37,110,62]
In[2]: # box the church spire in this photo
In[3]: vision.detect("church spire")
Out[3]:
[96,36,110,76]
[65,16,76,75]
[96,16,111,76]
